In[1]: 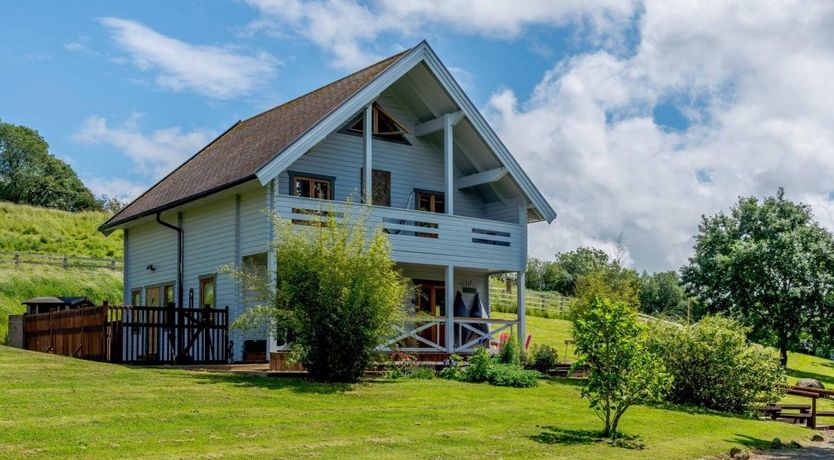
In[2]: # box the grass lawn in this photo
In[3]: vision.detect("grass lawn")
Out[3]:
[0,345,812,460]
[493,311,575,358]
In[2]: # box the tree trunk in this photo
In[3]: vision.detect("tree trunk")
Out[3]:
[779,332,788,367]
[610,408,626,440]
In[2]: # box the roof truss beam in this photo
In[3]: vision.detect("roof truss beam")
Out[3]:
[455,167,508,190]
[414,111,464,137]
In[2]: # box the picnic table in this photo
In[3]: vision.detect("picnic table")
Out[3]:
[759,386,834,429]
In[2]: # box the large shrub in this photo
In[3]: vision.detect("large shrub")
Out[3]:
[573,298,671,439]
[646,316,786,414]
[443,348,540,388]
[527,344,559,373]
[231,204,408,382]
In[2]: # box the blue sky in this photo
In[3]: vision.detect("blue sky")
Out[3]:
[3,1,833,272]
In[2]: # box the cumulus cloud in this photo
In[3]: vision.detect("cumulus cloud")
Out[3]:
[487,0,834,271]
[74,114,215,183]
[243,0,637,69]
[99,17,278,99]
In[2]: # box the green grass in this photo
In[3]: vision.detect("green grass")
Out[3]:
[0,266,123,342]
[0,346,811,460]
[494,311,576,358]
[0,201,122,258]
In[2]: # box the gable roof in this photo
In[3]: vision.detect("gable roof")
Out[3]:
[100,49,410,232]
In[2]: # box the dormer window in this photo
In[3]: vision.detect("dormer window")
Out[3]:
[344,103,410,144]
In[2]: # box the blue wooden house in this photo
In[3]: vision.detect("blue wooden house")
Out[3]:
[100,41,556,362]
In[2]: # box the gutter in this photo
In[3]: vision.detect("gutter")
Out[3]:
[155,212,184,309]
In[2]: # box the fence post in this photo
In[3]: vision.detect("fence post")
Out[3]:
[62,256,69,270]
[110,259,117,270]
[13,254,20,265]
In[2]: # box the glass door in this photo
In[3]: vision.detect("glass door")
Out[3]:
[416,282,445,348]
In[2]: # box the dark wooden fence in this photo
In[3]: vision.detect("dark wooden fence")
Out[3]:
[23,305,229,364]
[0,252,122,270]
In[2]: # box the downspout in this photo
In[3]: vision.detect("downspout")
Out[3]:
[155,212,184,309]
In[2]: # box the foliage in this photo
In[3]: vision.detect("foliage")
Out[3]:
[0,120,100,212]
[572,267,641,317]
[497,334,521,365]
[0,201,123,257]
[525,247,612,295]
[230,203,408,382]
[383,353,435,380]
[572,298,672,439]
[527,344,559,373]
[639,271,691,318]
[646,316,786,414]
[681,188,834,365]
[442,348,540,388]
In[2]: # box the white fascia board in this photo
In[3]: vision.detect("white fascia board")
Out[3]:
[414,111,464,136]
[255,44,430,185]
[420,46,557,223]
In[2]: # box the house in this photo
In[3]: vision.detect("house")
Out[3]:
[99,41,556,363]
[21,296,96,315]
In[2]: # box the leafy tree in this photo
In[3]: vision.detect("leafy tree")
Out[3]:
[0,120,99,211]
[681,188,834,365]
[639,271,688,317]
[646,316,785,414]
[230,204,408,382]
[573,266,641,313]
[526,247,625,296]
[572,298,671,439]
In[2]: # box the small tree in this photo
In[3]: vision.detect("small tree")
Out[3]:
[572,298,671,439]
[230,203,408,382]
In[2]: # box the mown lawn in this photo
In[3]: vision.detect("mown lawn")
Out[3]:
[0,346,811,460]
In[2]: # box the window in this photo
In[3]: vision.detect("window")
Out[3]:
[131,289,142,306]
[242,253,268,303]
[163,284,175,307]
[344,103,409,144]
[290,173,333,200]
[360,168,391,206]
[416,190,445,214]
[200,276,216,309]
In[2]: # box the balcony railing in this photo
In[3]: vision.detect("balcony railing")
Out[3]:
[377,317,519,354]
[274,195,525,271]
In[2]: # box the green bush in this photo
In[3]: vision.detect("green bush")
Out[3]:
[646,315,786,414]
[527,344,559,373]
[446,348,540,388]
[230,203,408,382]
[497,334,521,365]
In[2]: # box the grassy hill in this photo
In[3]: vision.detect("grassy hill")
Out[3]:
[0,201,123,342]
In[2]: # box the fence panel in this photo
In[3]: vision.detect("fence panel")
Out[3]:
[0,252,121,270]
[23,306,107,360]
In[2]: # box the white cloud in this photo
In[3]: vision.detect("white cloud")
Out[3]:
[99,17,278,99]
[74,114,215,182]
[243,0,637,69]
[486,0,834,271]
[85,177,149,202]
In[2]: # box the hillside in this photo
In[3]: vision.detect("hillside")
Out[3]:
[0,201,122,258]
[0,201,123,342]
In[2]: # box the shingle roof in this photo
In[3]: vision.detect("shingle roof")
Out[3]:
[100,49,410,231]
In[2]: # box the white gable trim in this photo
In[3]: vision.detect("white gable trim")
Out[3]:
[255,42,557,223]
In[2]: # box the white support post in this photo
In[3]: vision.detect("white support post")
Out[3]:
[267,180,279,357]
[363,104,373,204]
[445,265,455,353]
[444,113,454,215]
[517,271,526,343]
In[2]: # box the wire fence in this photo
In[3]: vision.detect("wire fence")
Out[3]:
[0,252,122,271]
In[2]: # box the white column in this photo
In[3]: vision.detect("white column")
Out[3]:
[363,104,373,204]
[517,271,526,343]
[443,114,454,215]
[267,179,279,357]
[445,265,455,353]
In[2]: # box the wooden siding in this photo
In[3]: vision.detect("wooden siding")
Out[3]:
[277,95,487,218]
[124,218,178,305]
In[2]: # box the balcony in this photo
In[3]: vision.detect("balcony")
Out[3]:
[273,195,525,271]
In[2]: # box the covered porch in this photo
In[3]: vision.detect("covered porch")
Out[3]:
[377,263,527,355]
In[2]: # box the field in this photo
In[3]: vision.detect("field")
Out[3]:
[1,331,823,459]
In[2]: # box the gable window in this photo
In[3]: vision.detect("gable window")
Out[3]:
[289,172,334,200]
[344,103,410,144]
[199,276,216,309]
[416,190,445,214]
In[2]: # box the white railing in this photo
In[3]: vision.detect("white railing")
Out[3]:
[274,195,525,271]
[377,317,519,354]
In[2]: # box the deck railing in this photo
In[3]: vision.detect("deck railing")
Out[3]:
[377,317,519,354]
[274,195,525,271]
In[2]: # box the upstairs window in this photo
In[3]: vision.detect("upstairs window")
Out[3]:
[345,103,410,144]
[416,190,445,214]
[290,173,334,200]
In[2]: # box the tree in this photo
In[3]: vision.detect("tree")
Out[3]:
[639,271,687,317]
[526,247,617,295]
[681,188,834,365]
[572,298,671,439]
[0,120,99,211]
[230,203,408,382]
[573,265,641,313]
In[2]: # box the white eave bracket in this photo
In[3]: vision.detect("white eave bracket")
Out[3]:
[455,167,508,189]
[414,111,464,137]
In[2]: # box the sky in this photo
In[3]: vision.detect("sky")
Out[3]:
[3,0,834,273]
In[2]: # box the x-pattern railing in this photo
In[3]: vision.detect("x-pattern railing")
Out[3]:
[378,317,519,353]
